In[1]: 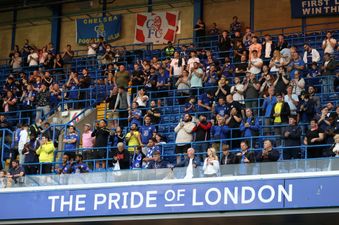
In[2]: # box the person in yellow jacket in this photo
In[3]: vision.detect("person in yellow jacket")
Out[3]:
[36,136,55,174]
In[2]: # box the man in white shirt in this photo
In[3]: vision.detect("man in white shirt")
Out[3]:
[284,86,299,116]
[187,51,200,73]
[303,43,320,65]
[322,31,337,54]
[230,76,245,104]
[87,39,97,56]
[18,124,30,164]
[170,51,186,78]
[249,50,263,75]
[27,49,39,67]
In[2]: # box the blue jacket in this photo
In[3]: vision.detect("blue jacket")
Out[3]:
[148,159,169,169]
[211,125,229,140]
[175,157,202,167]
[240,117,260,137]
[262,96,277,117]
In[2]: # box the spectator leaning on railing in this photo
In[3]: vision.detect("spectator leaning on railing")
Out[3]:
[7,160,25,185]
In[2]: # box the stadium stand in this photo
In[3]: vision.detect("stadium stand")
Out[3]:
[0,14,338,189]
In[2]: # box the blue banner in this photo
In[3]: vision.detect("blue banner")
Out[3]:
[0,176,339,220]
[291,0,339,18]
[76,15,122,45]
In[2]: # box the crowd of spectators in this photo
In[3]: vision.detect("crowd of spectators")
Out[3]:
[0,16,338,180]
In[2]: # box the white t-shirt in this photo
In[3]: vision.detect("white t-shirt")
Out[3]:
[18,129,29,150]
[203,158,219,176]
[323,38,336,54]
[135,95,149,107]
[249,57,263,75]
[284,94,299,115]
[28,53,38,66]
[292,78,305,96]
[231,84,245,104]
[170,58,186,77]
[187,57,200,72]
[88,44,97,55]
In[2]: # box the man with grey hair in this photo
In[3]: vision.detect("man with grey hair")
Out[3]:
[175,148,201,168]
[112,142,130,169]
[175,148,202,179]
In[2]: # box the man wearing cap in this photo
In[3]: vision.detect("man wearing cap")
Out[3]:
[147,150,169,169]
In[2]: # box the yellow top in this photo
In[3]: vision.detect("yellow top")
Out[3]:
[274,102,283,123]
[36,141,55,163]
[125,131,141,152]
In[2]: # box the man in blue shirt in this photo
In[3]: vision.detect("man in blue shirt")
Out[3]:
[156,66,171,105]
[240,108,260,138]
[262,86,276,135]
[213,97,227,117]
[142,138,160,168]
[147,150,169,169]
[140,116,157,146]
[128,102,142,127]
[63,125,78,160]
[197,91,214,113]
[55,154,72,174]
[288,52,305,79]
[184,96,197,115]
[72,154,90,173]
[211,116,229,149]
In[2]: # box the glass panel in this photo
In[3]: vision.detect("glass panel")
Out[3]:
[2,158,339,188]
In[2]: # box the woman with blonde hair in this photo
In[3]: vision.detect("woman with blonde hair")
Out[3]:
[269,50,284,73]
[203,147,220,177]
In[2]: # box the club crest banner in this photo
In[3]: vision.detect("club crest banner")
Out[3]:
[76,15,122,45]
[134,11,179,44]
